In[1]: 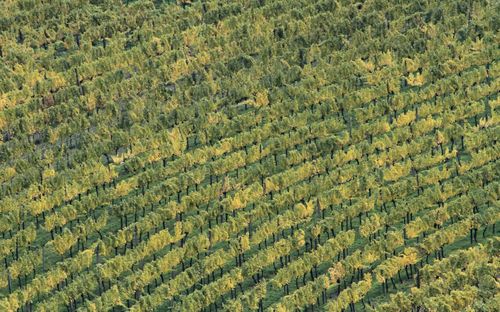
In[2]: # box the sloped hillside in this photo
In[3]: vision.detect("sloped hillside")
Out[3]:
[0,0,498,311]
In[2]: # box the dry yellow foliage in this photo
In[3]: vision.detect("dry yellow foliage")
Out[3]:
[170,59,189,81]
[378,51,393,67]
[46,71,67,89]
[407,72,425,86]
[114,179,136,197]
[395,111,416,128]
[255,90,269,107]
[0,94,13,110]
[2,167,16,182]
[355,58,375,73]
[403,57,419,73]
[328,262,346,282]
[42,168,56,180]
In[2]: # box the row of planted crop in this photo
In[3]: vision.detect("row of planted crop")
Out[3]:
[0,75,492,302]
[119,108,498,310]
[11,126,496,310]
[0,0,478,200]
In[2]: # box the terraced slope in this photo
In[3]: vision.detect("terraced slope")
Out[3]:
[0,0,498,311]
